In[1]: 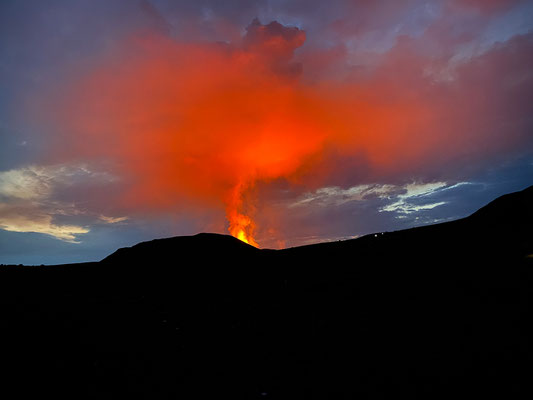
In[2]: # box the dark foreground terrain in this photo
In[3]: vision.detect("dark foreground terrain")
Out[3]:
[1,186,532,399]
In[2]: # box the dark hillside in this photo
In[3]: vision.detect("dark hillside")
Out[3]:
[0,186,531,399]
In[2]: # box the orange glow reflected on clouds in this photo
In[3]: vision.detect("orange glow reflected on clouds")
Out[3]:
[41,18,533,246]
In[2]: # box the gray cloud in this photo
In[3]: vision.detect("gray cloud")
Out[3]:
[0,163,125,242]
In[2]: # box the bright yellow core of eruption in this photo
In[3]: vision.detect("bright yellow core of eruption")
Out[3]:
[237,229,252,245]
[228,211,259,248]
[233,227,259,247]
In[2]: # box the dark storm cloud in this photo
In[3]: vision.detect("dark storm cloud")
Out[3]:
[242,18,306,77]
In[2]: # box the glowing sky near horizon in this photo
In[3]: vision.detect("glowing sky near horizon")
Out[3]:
[0,0,532,263]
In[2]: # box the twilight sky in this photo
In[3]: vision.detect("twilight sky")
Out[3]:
[1,0,532,264]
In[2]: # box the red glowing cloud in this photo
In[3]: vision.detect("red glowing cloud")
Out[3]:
[40,17,533,246]
[49,21,325,245]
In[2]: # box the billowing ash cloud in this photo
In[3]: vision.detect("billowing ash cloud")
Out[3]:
[6,0,533,249]
[243,18,306,77]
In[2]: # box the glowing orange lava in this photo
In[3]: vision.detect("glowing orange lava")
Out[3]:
[230,218,258,247]
[226,182,259,247]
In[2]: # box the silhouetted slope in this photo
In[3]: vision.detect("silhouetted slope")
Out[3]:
[282,184,532,260]
[0,185,532,399]
[102,232,259,265]
[98,185,533,268]
[470,184,533,220]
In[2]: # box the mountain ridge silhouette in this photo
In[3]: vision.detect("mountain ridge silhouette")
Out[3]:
[0,184,531,399]
[100,184,533,264]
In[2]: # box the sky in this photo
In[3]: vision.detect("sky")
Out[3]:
[0,0,532,264]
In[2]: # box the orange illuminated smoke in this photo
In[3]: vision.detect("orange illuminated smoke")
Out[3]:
[42,18,522,247]
[44,31,439,247]
[50,30,332,248]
